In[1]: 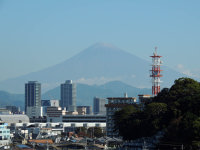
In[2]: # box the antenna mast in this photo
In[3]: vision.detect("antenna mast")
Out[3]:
[150,47,163,96]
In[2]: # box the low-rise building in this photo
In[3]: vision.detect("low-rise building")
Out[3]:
[26,106,43,118]
[41,99,60,116]
[0,115,29,125]
[46,106,66,122]
[77,106,93,115]
[138,94,152,103]
[62,115,106,123]
[0,122,11,147]
[0,108,11,115]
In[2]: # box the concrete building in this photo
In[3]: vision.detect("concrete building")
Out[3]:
[60,80,76,112]
[0,108,11,115]
[0,122,11,147]
[93,97,106,115]
[77,106,93,115]
[46,107,66,122]
[138,94,152,103]
[105,96,137,137]
[0,115,29,124]
[62,115,106,123]
[41,99,60,116]
[5,106,20,114]
[26,106,43,118]
[25,81,41,114]
[77,106,87,115]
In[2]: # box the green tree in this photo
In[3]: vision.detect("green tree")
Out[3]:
[113,105,139,140]
[114,77,200,148]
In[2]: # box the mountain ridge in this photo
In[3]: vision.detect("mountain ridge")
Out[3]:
[0,81,152,109]
[0,43,185,93]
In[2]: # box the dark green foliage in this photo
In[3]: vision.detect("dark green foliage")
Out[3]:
[113,105,139,140]
[114,103,168,140]
[114,77,200,148]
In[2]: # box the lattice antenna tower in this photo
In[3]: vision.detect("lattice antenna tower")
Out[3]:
[150,47,163,96]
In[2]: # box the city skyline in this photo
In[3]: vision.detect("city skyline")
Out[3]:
[0,1,200,82]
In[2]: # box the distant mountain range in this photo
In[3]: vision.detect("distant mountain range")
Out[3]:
[0,43,185,93]
[0,81,151,110]
[42,80,152,106]
[0,91,24,109]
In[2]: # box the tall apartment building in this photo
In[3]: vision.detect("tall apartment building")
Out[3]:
[25,81,41,117]
[60,80,76,112]
[93,97,106,115]
[105,96,136,137]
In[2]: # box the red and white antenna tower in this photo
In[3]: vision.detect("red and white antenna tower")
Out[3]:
[150,47,163,96]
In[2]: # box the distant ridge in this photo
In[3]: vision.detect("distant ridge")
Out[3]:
[0,43,184,93]
[0,91,24,108]
[42,81,152,106]
[0,81,151,110]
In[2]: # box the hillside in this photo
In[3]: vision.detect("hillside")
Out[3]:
[0,91,24,109]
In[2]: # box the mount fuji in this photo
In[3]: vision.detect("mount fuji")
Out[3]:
[0,43,184,93]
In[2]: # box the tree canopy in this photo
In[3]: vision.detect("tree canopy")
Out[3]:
[114,77,200,149]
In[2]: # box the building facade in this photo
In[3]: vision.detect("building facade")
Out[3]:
[46,107,66,122]
[77,106,93,115]
[25,81,41,114]
[41,100,60,116]
[105,97,136,137]
[5,106,20,114]
[93,97,106,115]
[60,80,76,112]
[0,122,10,147]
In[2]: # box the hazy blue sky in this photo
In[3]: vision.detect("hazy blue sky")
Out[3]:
[0,0,200,81]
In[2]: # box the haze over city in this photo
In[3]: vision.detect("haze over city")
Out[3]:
[0,0,200,84]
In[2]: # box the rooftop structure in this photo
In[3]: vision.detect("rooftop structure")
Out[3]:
[0,115,29,124]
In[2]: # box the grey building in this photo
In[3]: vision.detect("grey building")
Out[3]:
[41,99,60,116]
[60,80,76,112]
[6,106,20,114]
[25,81,41,113]
[77,106,93,115]
[93,97,106,115]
